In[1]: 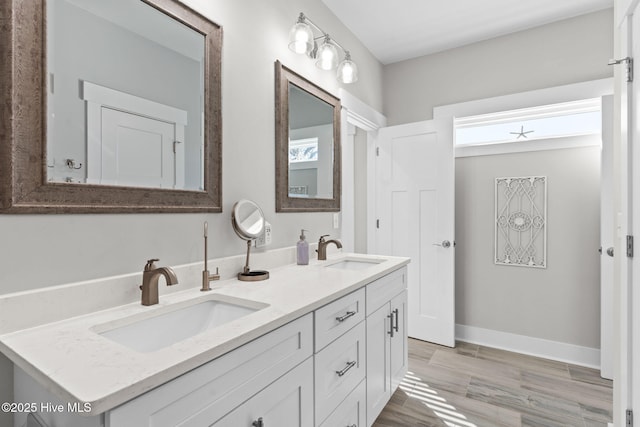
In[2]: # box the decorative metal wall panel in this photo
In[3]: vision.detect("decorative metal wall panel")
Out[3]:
[495,176,547,268]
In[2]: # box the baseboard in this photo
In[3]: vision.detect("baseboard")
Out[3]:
[455,324,601,369]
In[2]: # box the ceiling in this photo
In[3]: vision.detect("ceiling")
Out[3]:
[322,0,613,64]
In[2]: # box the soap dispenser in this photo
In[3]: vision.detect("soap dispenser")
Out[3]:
[297,229,309,265]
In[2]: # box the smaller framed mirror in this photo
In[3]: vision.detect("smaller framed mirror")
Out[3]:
[275,61,341,212]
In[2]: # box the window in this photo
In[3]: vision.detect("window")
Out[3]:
[454,99,601,156]
[289,137,319,163]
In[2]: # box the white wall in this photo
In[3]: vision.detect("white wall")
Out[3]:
[384,9,614,125]
[383,9,613,352]
[0,0,383,424]
[456,146,602,348]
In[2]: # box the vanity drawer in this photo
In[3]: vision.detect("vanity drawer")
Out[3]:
[315,287,365,352]
[315,320,366,425]
[107,314,313,427]
[318,379,366,427]
[366,267,407,315]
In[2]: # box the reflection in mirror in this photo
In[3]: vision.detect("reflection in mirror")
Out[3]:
[232,200,269,282]
[275,61,341,212]
[288,84,334,199]
[0,0,222,213]
[47,0,205,190]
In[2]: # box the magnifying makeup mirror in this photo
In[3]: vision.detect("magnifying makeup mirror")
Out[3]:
[232,199,270,281]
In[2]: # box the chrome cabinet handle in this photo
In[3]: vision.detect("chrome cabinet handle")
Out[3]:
[336,360,357,377]
[393,308,399,333]
[346,425,357,427]
[336,311,356,322]
[252,417,264,427]
[387,313,394,337]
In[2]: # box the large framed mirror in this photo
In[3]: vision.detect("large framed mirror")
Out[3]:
[0,0,222,213]
[275,61,341,212]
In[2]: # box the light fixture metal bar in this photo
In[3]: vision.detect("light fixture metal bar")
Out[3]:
[299,12,349,55]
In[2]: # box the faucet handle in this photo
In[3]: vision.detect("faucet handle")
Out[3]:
[145,259,160,271]
[319,234,330,242]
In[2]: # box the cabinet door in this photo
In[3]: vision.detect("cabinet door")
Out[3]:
[319,379,366,427]
[365,302,391,426]
[390,290,408,392]
[212,357,314,427]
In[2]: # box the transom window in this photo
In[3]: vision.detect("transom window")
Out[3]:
[455,98,601,148]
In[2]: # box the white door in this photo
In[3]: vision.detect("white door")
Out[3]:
[100,107,178,188]
[617,1,638,423]
[629,5,640,422]
[375,119,455,347]
[600,95,614,380]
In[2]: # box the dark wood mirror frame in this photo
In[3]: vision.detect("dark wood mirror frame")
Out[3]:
[275,61,341,213]
[0,0,222,213]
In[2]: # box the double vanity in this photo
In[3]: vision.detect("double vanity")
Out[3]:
[2,252,409,427]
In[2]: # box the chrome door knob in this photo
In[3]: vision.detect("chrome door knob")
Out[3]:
[433,240,452,248]
[606,247,614,257]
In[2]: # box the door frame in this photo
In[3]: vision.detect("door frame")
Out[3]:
[434,78,613,364]
[338,89,387,253]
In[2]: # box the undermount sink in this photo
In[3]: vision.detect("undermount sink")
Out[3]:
[96,297,267,353]
[326,258,384,271]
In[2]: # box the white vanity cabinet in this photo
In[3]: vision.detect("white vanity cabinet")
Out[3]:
[365,267,408,427]
[107,314,313,426]
[11,261,410,427]
[313,288,366,426]
[14,314,313,427]
[210,357,314,427]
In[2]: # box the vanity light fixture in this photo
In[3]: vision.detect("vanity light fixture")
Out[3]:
[288,12,359,84]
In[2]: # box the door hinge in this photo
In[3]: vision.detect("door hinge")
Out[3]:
[376,219,380,229]
[609,57,634,82]
[627,409,633,427]
[376,147,380,156]
[627,235,634,258]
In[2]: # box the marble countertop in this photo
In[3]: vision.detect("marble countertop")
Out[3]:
[0,253,409,415]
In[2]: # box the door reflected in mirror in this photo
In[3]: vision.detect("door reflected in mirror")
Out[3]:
[46,0,206,191]
[275,61,341,212]
[288,84,334,200]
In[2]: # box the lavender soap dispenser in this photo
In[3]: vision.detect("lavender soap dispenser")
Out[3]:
[297,229,309,265]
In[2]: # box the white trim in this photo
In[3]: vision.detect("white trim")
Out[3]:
[338,89,387,255]
[456,324,600,369]
[338,89,386,131]
[434,78,613,121]
[82,81,188,125]
[455,133,602,157]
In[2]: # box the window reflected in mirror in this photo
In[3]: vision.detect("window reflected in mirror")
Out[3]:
[288,83,335,200]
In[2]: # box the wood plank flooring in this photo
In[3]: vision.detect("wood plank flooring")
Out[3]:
[373,339,613,427]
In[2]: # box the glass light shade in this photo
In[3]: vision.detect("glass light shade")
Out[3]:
[337,57,358,84]
[315,38,338,70]
[288,21,314,54]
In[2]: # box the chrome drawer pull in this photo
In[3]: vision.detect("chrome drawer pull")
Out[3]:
[346,424,357,427]
[336,360,357,377]
[336,311,356,322]
[393,308,399,333]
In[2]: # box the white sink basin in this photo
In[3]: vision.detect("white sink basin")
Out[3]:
[326,258,384,271]
[96,297,267,353]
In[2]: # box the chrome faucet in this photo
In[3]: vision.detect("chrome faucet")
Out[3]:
[140,259,178,306]
[317,234,342,260]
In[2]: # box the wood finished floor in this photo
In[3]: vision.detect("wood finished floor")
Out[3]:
[373,339,613,427]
